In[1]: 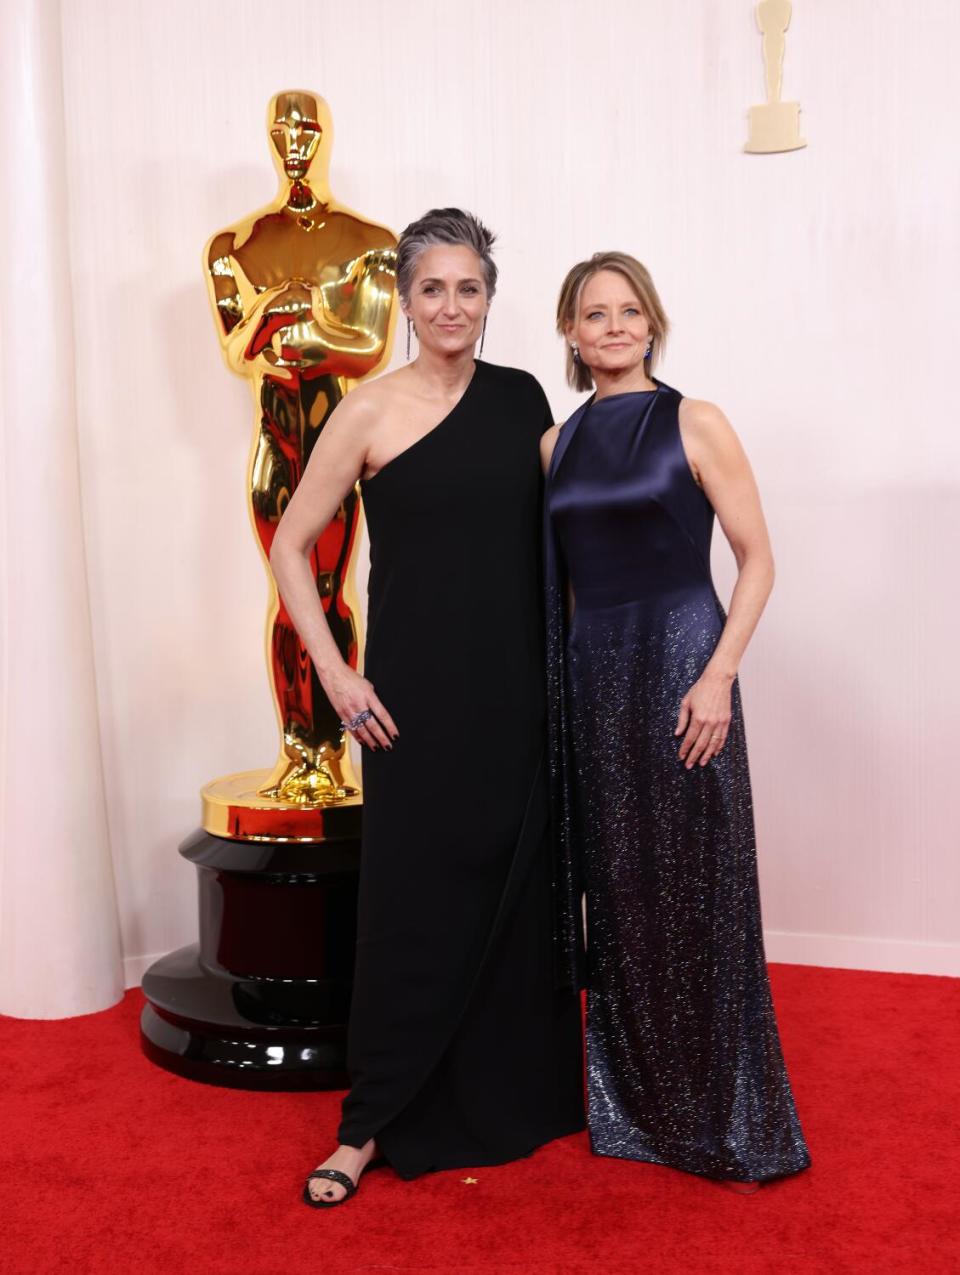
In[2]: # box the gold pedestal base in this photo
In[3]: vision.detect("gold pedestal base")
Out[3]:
[744,101,806,154]
[202,769,362,843]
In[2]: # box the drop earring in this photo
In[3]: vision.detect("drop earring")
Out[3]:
[571,342,580,363]
[406,317,412,361]
[644,340,652,360]
[479,315,488,359]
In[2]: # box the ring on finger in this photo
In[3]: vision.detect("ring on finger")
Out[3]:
[341,708,373,732]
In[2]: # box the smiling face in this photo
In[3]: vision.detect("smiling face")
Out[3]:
[402,244,490,358]
[566,269,652,381]
[268,92,331,183]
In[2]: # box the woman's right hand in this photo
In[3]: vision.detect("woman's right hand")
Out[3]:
[321,664,398,751]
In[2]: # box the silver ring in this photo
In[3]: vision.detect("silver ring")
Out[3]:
[341,709,373,732]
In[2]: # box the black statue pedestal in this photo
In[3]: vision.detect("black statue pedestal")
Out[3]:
[140,822,359,1090]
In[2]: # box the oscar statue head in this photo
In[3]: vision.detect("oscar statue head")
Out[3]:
[267,91,333,189]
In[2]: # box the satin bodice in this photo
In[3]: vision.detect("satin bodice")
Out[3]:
[548,386,715,613]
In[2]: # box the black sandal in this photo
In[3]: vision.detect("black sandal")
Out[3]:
[303,1167,358,1209]
[302,1157,385,1209]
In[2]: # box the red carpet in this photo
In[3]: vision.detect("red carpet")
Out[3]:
[3,965,959,1275]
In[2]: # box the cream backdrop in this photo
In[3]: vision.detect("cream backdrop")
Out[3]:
[1,0,958,1017]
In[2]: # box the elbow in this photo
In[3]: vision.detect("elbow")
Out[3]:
[269,519,310,586]
[268,524,289,579]
[734,544,775,596]
[753,548,775,600]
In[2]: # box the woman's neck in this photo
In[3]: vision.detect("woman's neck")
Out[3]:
[411,345,477,398]
[592,362,656,401]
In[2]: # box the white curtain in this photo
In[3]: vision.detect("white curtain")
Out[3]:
[0,0,123,1018]
[0,0,957,1004]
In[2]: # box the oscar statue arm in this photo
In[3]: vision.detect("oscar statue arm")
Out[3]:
[204,234,397,376]
[203,229,304,374]
[303,244,398,374]
[318,245,397,332]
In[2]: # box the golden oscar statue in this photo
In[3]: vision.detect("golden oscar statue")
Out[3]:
[202,89,397,840]
[140,92,397,1090]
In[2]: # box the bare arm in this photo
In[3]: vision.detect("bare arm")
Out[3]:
[539,423,561,475]
[674,398,775,768]
[269,389,398,749]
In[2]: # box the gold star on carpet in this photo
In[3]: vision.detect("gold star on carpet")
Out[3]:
[461,1177,479,1185]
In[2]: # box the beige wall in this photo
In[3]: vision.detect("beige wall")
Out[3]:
[54,0,960,982]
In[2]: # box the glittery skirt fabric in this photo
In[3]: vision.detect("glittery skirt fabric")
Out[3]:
[568,588,810,1182]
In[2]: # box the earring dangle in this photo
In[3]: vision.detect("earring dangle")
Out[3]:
[479,315,487,359]
[644,340,652,360]
[571,342,580,363]
[406,318,412,361]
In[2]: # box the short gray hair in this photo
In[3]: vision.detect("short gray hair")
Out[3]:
[396,208,498,303]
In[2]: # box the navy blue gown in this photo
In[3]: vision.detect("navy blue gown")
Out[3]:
[545,383,810,1182]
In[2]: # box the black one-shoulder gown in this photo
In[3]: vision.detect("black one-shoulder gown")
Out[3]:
[337,360,585,1178]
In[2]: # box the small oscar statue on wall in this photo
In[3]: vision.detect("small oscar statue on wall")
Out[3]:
[745,0,807,154]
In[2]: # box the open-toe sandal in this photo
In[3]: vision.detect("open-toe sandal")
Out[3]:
[302,1157,385,1209]
[302,1167,358,1209]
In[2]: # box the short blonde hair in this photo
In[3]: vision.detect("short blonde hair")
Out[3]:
[556,252,669,392]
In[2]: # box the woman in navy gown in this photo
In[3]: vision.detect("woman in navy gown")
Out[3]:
[542,251,810,1187]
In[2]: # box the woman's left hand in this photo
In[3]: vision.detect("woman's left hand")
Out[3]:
[675,672,733,769]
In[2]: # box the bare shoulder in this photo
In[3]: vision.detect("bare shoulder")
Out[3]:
[366,364,413,396]
[327,366,415,434]
[322,378,386,438]
[678,397,743,458]
[540,422,562,472]
[679,396,733,433]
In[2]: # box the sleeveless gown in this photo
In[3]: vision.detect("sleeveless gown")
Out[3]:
[545,384,810,1182]
[338,360,585,1178]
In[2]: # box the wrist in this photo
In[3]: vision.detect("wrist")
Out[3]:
[704,662,737,684]
[315,655,349,686]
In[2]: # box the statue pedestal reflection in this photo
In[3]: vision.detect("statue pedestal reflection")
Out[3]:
[140,821,359,1090]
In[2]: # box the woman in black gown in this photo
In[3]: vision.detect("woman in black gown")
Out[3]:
[542,252,809,1188]
[270,209,584,1205]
